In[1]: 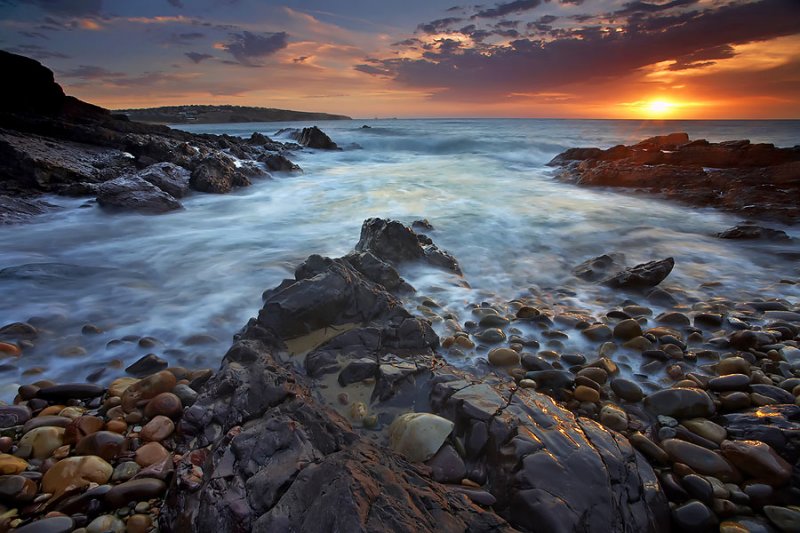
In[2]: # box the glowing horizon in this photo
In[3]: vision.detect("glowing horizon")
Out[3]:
[1,0,798,120]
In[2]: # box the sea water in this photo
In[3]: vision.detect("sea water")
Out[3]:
[0,118,798,397]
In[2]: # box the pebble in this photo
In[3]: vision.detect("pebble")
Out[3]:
[135,441,170,467]
[573,385,599,403]
[763,506,800,532]
[613,319,643,340]
[672,500,718,531]
[709,374,751,392]
[475,328,506,344]
[577,367,608,385]
[388,412,454,463]
[143,392,183,419]
[721,439,792,487]
[111,461,141,482]
[0,404,32,427]
[141,415,175,442]
[662,439,741,483]
[682,418,727,444]
[18,426,64,459]
[173,383,198,406]
[36,383,105,401]
[0,453,29,474]
[610,378,644,402]
[125,354,168,376]
[0,341,21,356]
[682,474,715,505]
[86,515,125,533]
[718,357,751,376]
[12,516,74,533]
[487,347,520,367]
[126,514,153,533]
[630,432,669,464]
[599,404,627,431]
[75,431,126,461]
[105,478,168,507]
[108,377,139,398]
[644,388,715,418]
[42,455,113,498]
[0,474,37,502]
[121,371,176,412]
[582,323,612,341]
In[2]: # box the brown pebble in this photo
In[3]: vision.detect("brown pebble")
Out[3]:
[143,392,182,419]
[106,420,127,434]
[140,416,174,442]
[38,405,65,417]
[135,442,169,467]
[126,514,152,533]
[574,385,600,403]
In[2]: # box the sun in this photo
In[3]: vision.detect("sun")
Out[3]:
[646,100,674,115]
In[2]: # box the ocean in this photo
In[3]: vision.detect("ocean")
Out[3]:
[1,118,798,398]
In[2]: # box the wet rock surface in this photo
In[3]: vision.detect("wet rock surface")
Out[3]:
[0,50,336,223]
[549,133,800,222]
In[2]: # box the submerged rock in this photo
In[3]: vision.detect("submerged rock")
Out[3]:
[293,126,339,150]
[603,258,675,290]
[96,175,182,214]
[717,223,791,241]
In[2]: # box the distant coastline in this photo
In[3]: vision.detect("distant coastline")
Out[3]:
[115,104,352,125]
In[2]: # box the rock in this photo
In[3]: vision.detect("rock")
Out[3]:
[143,392,183,419]
[17,426,64,459]
[644,388,715,418]
[709,374,751,391]
[476,328,506,344]
[11,516,74,533]
[111,461,140,482]
[121,371,176,412]
[261,153,300,171]
[583,323,613,341]
[190,154,250,194]
[0,405,31,427]
[763,506,800,532]
[126,514,153,533]
[354,218,461,274]
[720,439,792,486]
[614,318,643,340]
[41,455,113,498]
[683,418,727,444]
[141,415,175,442]
[108,377,139,398]
[603,258,675,289]
[293,126,339,149]
[718,357,752,376]
[682,474,714,505]
[135,441,169,467]
[173,383,198,406]
[662,439,741,482]
[105,478,167,508]
[36,383,104,401]
[488,347,520,367]
[75,431,126,461]
[344,251,413,293]
[426,444,466,484]
[96,174,182,213]
[600,404,628,431]
[0,453,28,474]
[86,515,125,533]
[0,474,37,502]
[717,224,791,241]
[573,253,625,282]
[611,378,644,402]
[136,162,191,198]
[125,354,168,376]
[337,358,378,386]
[388,412,454,463]
[574,385,600,403]
[672,500,718,532]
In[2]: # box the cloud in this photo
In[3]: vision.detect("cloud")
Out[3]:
[167,0,183,7]
[416,17,462,34]
[222,31,289,65]
[12,0,103,16]
[472,0,543,19]
[60,65,124,79]
[361,0,800,100]
[185,51,213,63]
[164,31,206,45]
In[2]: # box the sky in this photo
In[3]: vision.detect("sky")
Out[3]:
[0,0,799,119]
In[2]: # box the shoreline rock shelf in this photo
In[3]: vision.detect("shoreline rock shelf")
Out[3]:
[3,219,799,532]
[0,50,341,223]
[548,132,800,223]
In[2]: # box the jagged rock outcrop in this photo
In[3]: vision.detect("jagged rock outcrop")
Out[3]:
[548,133,800,222]
[293,126,339,150]
[96,175,183,214]
[603,258,675,290]
[166,220,669,533]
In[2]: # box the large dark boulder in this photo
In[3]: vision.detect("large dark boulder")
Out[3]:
[294,126,339,150]
[96,175,182,214]
[189,154,251,194]
[603,258,674,290]
[355,218,462,274]
[136,162,191,198]
[0,50,65,115]
[167,220,669,533]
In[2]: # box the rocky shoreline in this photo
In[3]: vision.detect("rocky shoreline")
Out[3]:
[548,132,800,225]
[1,218,799,532]
[0,51,339,223]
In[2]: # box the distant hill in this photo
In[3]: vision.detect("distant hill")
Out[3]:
[115,105,352,124]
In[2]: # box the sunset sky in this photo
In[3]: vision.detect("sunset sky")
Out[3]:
[1,0,798,119]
